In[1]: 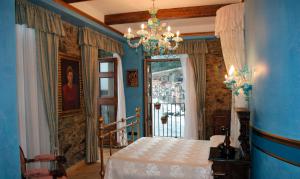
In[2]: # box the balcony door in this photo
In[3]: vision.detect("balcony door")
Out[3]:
[144,58,185,138]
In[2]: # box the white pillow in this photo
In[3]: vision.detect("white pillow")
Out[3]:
[210,135,238,148]
[210,135,225,147]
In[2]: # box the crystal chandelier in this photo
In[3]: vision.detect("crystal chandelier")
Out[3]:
[124,0,183,56]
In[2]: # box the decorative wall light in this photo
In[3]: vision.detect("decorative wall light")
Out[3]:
[224,65,252,100]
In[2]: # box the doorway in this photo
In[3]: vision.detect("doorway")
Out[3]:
[98,57,118,145]
[144,58,185,138]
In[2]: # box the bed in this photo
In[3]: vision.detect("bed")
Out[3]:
[99,107,226,179]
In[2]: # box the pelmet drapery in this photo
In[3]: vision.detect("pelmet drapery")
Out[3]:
[81,45,99,163]
[175,40,208,139]
[215,3,246,147]
[175,40,208,55]
[15,0,65,36]
[16,0,65,154]
[79,27,124,55]
[79,27,125,162]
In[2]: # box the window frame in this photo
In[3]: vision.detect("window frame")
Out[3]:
[97,57,118,123]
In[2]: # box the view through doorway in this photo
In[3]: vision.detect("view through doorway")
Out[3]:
[144,59,185,138]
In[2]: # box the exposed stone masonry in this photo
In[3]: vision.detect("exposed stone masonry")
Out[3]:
[205,39,232,138]
[59,22,85,167]
[59,22,80,57]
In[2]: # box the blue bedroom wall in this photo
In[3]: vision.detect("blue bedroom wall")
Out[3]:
[251,147,300,178]
[122,45,145,137]
[0,0,21,178]
[245,0,300,177]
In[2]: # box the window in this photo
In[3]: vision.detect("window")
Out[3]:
[98,58,118,125]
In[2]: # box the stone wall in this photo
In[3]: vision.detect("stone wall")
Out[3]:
[205,39,232,138]
[58,115,85,167]
[58,22,85,167]
[59,22,80,57]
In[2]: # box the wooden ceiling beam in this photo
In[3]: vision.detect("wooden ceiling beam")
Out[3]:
[62,0,90,3]
[105,4,228,25]
[181,31,215,37]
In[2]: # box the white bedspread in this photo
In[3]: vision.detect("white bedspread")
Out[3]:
[105,137,214,179]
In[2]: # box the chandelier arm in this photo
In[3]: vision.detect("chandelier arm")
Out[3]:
[167,42,179,51]
[124,0,183,55]
[127,38,143,48]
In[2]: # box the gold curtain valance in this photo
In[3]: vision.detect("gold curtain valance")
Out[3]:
[15,0,65,36]
[79,27,124,56]
[174,40,208,55]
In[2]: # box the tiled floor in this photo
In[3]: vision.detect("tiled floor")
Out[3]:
[68,162,103,179]
[68,148,119,179]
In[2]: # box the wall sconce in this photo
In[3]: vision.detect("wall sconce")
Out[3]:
[224,65,252,101]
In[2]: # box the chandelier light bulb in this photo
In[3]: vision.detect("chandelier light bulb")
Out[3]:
[167,26,171,32]
[229,65,235,77]
[124,0,183,56]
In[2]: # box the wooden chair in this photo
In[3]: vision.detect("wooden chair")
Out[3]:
[20,146,67,179]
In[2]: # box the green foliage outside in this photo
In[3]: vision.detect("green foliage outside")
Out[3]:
[151,61,182,72]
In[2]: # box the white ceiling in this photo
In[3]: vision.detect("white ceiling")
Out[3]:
[71,0,241,34]
[111,17,216,34]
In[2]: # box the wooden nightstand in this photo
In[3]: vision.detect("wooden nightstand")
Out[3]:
[209,147,250,179]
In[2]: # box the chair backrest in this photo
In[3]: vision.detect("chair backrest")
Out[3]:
[19,146,27,178]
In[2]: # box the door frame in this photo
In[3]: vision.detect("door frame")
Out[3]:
[97,57,118,118]
[98,57,118,145]
[143,58,181,137]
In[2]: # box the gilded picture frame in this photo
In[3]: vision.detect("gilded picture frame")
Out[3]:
[58,53,83,117]
[127,69,138,87]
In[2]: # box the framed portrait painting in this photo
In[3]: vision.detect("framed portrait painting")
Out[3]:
[127,69,138,87]
[58,53,83,116]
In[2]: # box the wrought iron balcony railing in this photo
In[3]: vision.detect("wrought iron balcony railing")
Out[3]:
[150,102,185,138]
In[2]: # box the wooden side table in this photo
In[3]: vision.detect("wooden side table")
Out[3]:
[209,147,250,179]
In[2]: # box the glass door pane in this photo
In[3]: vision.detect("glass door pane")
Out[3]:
[99,78,114,97]
[99,62,114,72]
[100,105,116,124]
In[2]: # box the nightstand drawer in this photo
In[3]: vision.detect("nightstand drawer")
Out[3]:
[212,161,250,179]
[209,147,250,179]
